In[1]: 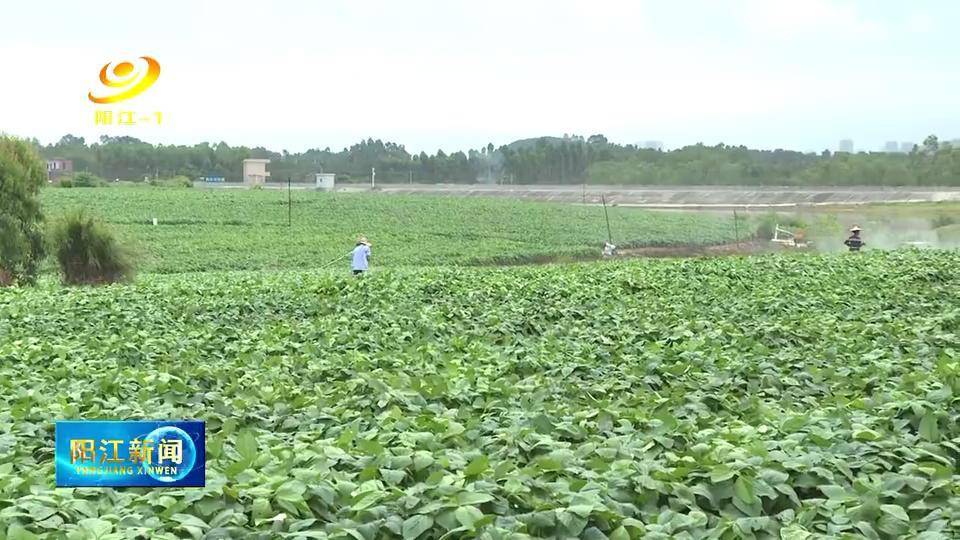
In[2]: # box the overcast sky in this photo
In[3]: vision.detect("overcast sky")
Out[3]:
[1,0,957,153]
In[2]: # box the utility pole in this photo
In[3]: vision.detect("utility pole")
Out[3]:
[287,176,292,227]
[601,194,612,244]
[371,167,376,189]
[409,170,412,184]
[733,209,740,247]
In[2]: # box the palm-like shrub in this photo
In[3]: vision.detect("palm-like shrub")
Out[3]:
[49,211,134,285]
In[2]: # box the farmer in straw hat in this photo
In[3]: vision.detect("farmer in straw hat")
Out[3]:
[844,225,865,252]
[351,235,372,276]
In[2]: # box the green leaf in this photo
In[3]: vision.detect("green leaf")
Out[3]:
[819,485,848,500]
[35,515,64,530]
[760,469,789,485]
[557,510,588,536]
[781,414,809,432]
[877,514,910,536]
[78,518,113,539]
[915,533,950,540]
[251,498,272,520]
[456,491,494,506]
[236,430,258,462]
[734,475,758,506]
[380,468,406,485]
[568,504,594,518]
[919,414,940,442]
[402,515,433,540]
[26,505,57,522]
[775,483,801,506]
[582,526,609,540]
[6,524,40,540]
[610,526,630,540]
[880,504,910,522]
[454,506,484,530]
[413,453,434,471]
[172,513,209,531]
[358,438,384,455]
[463,455,489,477]
[710,465,735,483]
[854,521,881,540]
[779,525,811,540]
[276,480,307,502]
[224,458,250,477]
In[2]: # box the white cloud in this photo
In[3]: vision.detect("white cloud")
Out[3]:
[740,0,887,40]
[905,12,935,34]
[1,0,955,152]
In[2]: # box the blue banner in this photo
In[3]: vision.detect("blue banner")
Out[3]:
[55,420,205,487]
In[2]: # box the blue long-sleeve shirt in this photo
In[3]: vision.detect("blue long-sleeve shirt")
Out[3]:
[351,244,371,270]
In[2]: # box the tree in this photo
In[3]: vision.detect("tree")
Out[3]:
[30,132,960,187]
[0,136,46,285]
[57,134,85,146]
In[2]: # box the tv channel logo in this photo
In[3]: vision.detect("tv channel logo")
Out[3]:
[88,56,161,104]
[55,420,204,487]
[88,56,164,127]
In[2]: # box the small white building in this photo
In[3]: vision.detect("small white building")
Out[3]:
[315,173,335,191]
[242,159,270,186]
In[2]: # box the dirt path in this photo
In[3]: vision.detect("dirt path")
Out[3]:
[611,239,776,259]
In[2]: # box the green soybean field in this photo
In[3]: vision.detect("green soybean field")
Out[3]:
[38,188,743,273]
[1,251,958,539]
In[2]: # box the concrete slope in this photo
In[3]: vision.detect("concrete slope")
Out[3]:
[374,184,960,207]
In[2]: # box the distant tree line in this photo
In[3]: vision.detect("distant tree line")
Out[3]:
[32,133,960,186]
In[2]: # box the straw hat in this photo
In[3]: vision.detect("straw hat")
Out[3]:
[849,225,862,232]
[357,236,371,246]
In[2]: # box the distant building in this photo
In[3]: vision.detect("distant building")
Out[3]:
[46,159,73,182]
[838,139,854,153]
[900,142,916,153]
[639,140,663,151]
[315,173,335,191]
[883,141,899,153]
[242,159,270,186]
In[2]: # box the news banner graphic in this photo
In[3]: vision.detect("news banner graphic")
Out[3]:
[55,420,204,487]
[88,56,163,127]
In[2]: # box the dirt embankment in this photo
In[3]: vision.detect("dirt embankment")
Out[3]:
[613,239,775,258]
[475,239,781,267]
